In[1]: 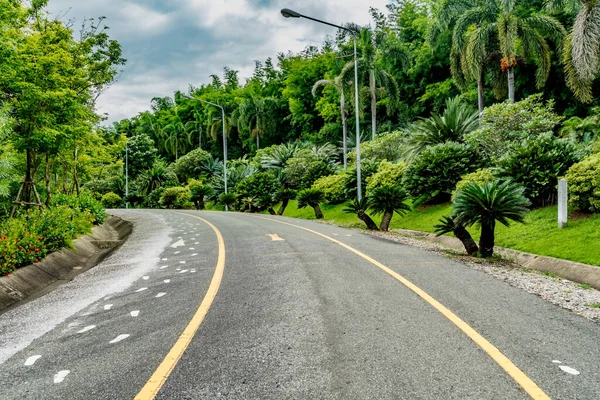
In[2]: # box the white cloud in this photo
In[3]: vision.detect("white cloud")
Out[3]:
[118,3,174,35]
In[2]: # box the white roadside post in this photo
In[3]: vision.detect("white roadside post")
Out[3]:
[558,178,568,228]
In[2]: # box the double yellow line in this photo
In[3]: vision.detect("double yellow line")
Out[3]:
[136,212,550,400]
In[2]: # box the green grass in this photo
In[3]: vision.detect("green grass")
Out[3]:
[585,303,600,308]
[279,200,600,267]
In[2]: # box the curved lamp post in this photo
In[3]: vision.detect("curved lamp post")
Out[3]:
[281,8,363,200]
[183,95,229,210]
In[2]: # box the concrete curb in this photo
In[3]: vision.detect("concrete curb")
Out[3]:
[0,215,133,312]
[393,228,600,291]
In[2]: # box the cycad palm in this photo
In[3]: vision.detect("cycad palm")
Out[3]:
[453,180,530,257]
[136,161,176,196]
[547,0,600,102]
[312,75,350,169]
[297,188,325,219]
[367,186,411,231]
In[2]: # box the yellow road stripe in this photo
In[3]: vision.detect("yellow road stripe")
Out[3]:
[255,216,550,400]
[135,213,226,400]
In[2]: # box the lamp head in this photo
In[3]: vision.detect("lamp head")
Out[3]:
[281,8,301,18]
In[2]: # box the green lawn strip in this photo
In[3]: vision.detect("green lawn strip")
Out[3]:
[279,200,600,267]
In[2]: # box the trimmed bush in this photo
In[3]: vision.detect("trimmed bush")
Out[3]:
[234,172,281,212]
[188,179,214,210]
[172,148,212,182]
[497,133,584,207]
[51,193,106,224]
[402,142,482,203]
[159,186,191,209]
[348,131,406,163]
[283,147,338,190]
[101,192,122,208]
[366,161,407,194]
[452,168,495,200]
[565,153,600,212]
[312,174,346,204]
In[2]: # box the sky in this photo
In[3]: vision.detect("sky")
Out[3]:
[46,0,391,123]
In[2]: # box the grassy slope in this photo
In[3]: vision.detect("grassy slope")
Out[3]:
[280,200,600,267]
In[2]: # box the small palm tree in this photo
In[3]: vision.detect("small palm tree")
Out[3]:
[219,192,236,210]
[189,183,214,210]
[434,215,479,256]
[453,180,530,257]
[136,161,176,196]
[343,197,379,230]
[297,188,325,219]
[275,188,297,216]
[367,186,411,231]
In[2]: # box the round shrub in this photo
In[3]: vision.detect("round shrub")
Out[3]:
[565,153,600,212]
[234,171,281,212]
[366,161,407,194]
[312,174,346,204]
[402,142,483,203]
[172,148,212,182]
[159,186,191,209]
[452,168,495,200]
[283,148,338,190]
[101,192,122,209]
[497,133,584,207]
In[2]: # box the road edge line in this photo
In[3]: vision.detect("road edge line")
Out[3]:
[134,213,226,400]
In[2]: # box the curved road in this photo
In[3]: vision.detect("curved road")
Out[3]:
[0,210,598,399]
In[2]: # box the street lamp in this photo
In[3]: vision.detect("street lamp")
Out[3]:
[183,95,229,209]
[125,139,129,209]
[281,8,363,200]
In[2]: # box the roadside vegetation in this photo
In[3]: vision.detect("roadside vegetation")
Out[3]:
[2,0,600,274]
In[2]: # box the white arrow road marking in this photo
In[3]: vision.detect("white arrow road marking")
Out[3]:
[24,355,41,366]
[155,292,166,298]
[104,304,113,310]
[135,287,148,293]
[559,366,580,375]
[266,234,284,241]
[130,310,140,317]
[77,325,96,334]
[164,279,171,283]
[170,239,185,248]
[110,334,130,344]
[54,370,70,383]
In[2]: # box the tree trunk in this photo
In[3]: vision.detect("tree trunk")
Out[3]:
[73,146,80,196]
[45,153,52,206]
[477,71,485,115]
[267,207,276,215]
[479,220,495,257]
[340,89,348,171]
[256,133,260,150]
[198,199,205,210]
[370,67,377,140]
[453,226,479,256]
[507,68,515,103]
[277,199,289,215]
[312,204,324,219]
[379,211,393,231]
[358,210,379,230]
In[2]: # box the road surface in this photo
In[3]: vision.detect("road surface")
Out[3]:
[0,210,598,399]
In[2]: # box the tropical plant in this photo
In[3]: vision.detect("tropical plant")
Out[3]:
[347,131,406,163]
[404,96,479,159]
[342,158,381,200]
[101,192,122,209]
[434,215,479,255]
[283,148,338,190]
[219,192,236,210]
[296,188,325,219]
[188,179,214,210]
[236,94,277,150]
[343,197,379,230]
[135,160,177,196]
[564,153,600,212]
[274,188,297,215]
[260,141,308,169]
[159,186,191,209]
[234,171,281,213]
[162,107,191,161]
[172,148,212,182]
[366,161,407,194]
[453,168,496,200]
[453,180,531,257]
[367,186,411,231]
[312,174,347,204]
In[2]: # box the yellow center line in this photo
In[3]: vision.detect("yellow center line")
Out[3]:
[253,215,551,400]
[135,213,226,400]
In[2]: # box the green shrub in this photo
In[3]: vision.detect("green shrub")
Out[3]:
[234,172,281,212]
[172,148,212,182]
[453,168,496,200]
[497,133,584,207]
[219,192,236,209]
[159,186,191,209]
[402,142,483,203]
[366,161,407,194]
[565,153,600,212]
[343,158,380,199]
[143,187,165,209]
[101,192,122,208]
[0,205,95,275]
[188,179,214,210]
[312,174,346,204]
[283,147,338,190]
[348,131,406,163]
[51,193,106,224]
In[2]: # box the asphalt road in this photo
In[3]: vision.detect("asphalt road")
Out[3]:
[0,210,598,399]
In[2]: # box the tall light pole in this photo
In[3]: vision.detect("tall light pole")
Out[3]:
[125,139,129,209]
[184,95,229,209]
[281,8,363,201]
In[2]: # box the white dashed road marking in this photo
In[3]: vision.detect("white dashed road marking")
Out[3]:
[162,258,168,261]
[189,247,195,250]
[77,325,96,334]
[104,304,113,310]
[164,279,171,283]
[179,270,189,274]
[24,355,41,366]
[135,287,148,293]
[54,370,70,383]
[559,366,580,375]
[191,253,198,256]
[155,292,166,298]
[174,251,180,254]
[110,334,130,344]
[552,360,562,364]
[131,310,140,317]
[179,261,186,264]
[160,265,168,269]
[143,276,149,280]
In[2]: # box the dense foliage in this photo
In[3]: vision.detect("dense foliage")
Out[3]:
[565,153,600,213]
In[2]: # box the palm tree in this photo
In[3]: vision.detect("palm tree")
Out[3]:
[453,180,531,257]
[297,188,325,219]
[367,186,411,231]
[219,192,236,210]
[341,27,405,139]
[434,215,479,256]
[185,108,204,150]
[189,182,214,210]
[343,197,379,230]
[274,188,296,216]
[162,107,191,161]
[135,161,177,196]
[312,75,350,170]
[547,0,600,102]
[260,141,308,169]
[237,94,277,150]
[404,96,479,160]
